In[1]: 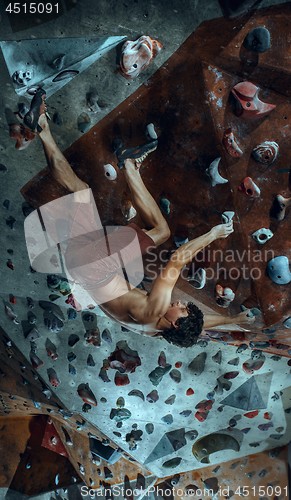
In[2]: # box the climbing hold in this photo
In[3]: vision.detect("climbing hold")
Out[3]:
[103,163,117,181]
[145,423,154,434]
[69,364,76,375]
[158,351,167,367]
[45,338,58,360]
[102,328,112,343]
[267,256,291,285]
[215,284,235,308]
[222,128,243,157]
[162,457,182,468]
[146,123,158,140]
[243,27,271,53]
[238,177,260,198]
[192,431,241,463]
[186,388,194,396]
[114,372,130,386]
[258,422,273,431]
[99,367,110,383]
[128,389,144,400]
[4,304,19,324]
[87,354,95,367]
[148,365,172,386]
[227,357,239,366]
[252,228,273,245]
[236,343,248,353]
[174,234,189,247]
[27,311,37,324]
[283,317,291,329]
[244,410,259,418]
[116,397,125,407]
[77,383,97,406]
[110,408,131,422]
[53,69,79,82]
[47,368,60,387]
[169,369,181,383]
[231,82,276,118]
[187,268,206,289]
[43,311,64,333]
[146,389,159,403]
[121,200,137,221]
[252,141,279,165]
[3,199,10,210]
[86,90,101,113]
[270,194,291,221]
[30,351,44,369]
[212,350,222,364]
[180,410,192,417]
[84,328,101,347]
[161,414,173,425]
[223,371,239,379]
[188,352,207,375]
[165,394,176,405]
[50,54,65,70]
[221,211,235,224]
[25,327,40,342]
[67,308,77,320]
[67,352,76,362]
[119,35,163,79]
[159,197,171,215]
[77,112,91,133]
[6,259,14,270]
[175,361,182,368]
[68,334,80,347]
[206,157,228,186]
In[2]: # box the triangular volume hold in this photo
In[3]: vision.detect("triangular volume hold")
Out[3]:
[0,36,126,98]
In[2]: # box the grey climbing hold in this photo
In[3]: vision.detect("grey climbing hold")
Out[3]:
[188,352,207,375]
[128,389,144,400]
[163,457,182,468]
[267,256,291,285]
[180,410,192,417]
[68,334,80,347]
[146,390,159,403]
[165,394,176,405]
[212,350,222,364]
[110,408,131,422]
[148,364,172,386]
[67,308,77,320]
[145,423,154,434]
[169,369,181,383]
[161,414,173,425]
[102,328,112,343]
[87,354,95,366]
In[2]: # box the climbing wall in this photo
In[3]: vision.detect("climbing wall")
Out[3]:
[3,0,291,488]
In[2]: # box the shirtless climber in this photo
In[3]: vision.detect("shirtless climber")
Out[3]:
[24,89,255,347]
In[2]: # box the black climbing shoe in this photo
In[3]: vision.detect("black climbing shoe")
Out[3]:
[115,139,158,169]
[23,88,48,133]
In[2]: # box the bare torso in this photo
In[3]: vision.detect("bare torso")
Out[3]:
[93,276,163,335]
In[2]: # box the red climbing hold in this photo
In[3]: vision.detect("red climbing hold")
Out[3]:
[175,361,182,368]
[244,410,259,418]
[186,388,194,396]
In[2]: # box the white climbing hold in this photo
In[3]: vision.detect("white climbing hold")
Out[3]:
[206,157,228,187]
[104,163,117,180]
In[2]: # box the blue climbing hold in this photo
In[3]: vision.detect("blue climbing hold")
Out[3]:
[267,256,291,285]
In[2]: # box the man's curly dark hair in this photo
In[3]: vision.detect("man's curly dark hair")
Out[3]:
[161,302,204,348]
